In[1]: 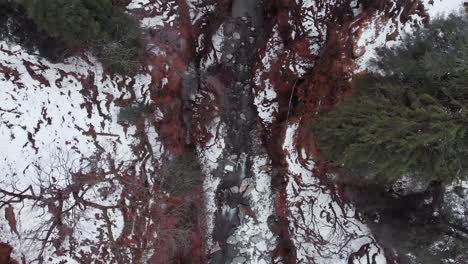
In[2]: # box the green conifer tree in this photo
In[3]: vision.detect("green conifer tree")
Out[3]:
[312,14,468,185]
[18,0,143,73]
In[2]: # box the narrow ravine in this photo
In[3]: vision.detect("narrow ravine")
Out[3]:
[203,1,279,263]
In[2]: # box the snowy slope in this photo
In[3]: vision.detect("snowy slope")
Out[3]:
[0,0,466,263]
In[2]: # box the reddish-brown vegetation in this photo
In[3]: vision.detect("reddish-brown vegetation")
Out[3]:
[0,243,16,264]
[0,0,431,262]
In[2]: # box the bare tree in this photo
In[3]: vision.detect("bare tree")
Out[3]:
[0,149,126,263]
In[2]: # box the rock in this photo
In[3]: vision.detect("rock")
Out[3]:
[230,186,239,193]
[240,113,246,120]
[226,54,233,60]
[239,178,250,193]
[241,183,255,196]
[210,249,224,264]
[250,235,262,244]
[231,256,247,264]
[227,235,238,244]
[453,186,467,198]
[225,165,235,172]
[249,37,255,43]
[267,215,282,234]
[210,242,221,254]
[255,241,267,251]
[233,32,241,40]
[226,244,239,260]
[267,239,277,249]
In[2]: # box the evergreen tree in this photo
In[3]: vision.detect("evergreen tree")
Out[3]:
[16,0,143,73]
[159,152,203,196]
[20,0,104,43]
[0,0,67,61]
[312,14,468,185]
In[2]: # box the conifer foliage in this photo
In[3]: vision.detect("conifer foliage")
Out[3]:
[17,0,143,73]
[312,14,468,185]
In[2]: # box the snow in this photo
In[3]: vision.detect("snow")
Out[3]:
[426,0,465,17]
[1,0,466,262]
[126,0,178,29]
[257,26,283,76]
[443,181,468,229]
[356,0,465,71]
[141,16,165,28]
[301,0,329,50]
[254,79,279,124]
[283,122,386,264]
[0,40,152,262]
[199,117,225,171]
[228,155,276,263]
[187,0,215,24]
[198,118,224,250]
[126,0,151,9]
[212,25,225,53]
[145,119,164,161]
[253,26,282,126]
[0,43,134,187]
[197,105,276,262]
[201,24,225,70]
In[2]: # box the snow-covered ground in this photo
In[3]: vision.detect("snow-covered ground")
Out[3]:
[356,0,466,71]
[225,155,276,264]
[0,40,153,262]
[127,0,178,28]
[253,26,282,126]
[1,0,466,263]
[198,118,224,251]
[427,0,466,17]
[283,122,386,264]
